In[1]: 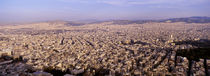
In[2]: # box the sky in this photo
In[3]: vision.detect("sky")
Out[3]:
[0,0,210,23]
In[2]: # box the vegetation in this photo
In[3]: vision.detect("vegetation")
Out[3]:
[174,39,210,76]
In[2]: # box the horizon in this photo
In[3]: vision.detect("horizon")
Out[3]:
[0,16,210,25]
[1,0,210,24]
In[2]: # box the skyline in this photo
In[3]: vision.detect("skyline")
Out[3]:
[0,0,210,23]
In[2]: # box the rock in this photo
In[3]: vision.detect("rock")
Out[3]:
[33,71,53,76]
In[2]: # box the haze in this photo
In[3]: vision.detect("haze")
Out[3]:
[0,0,210,23]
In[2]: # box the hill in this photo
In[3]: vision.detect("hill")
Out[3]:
[93,16,210,25]
[160,16,210,23]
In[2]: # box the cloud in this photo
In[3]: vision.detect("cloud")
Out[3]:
[97,0,127,5]
[56,0,93,3]
[97,0,209,6]
[55,0,210,8]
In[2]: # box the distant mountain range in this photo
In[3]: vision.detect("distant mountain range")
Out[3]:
[1,16,210,26]
[91,16,210,25]
[160,16,210,23]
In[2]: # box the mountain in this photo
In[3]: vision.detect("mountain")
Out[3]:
[46,21,85,26]
[160,16,210,23]
[107,16,210,25]
[111,20,155,25]
[1,16,210,26]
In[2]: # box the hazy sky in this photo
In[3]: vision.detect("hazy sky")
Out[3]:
[0,0,210,23]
